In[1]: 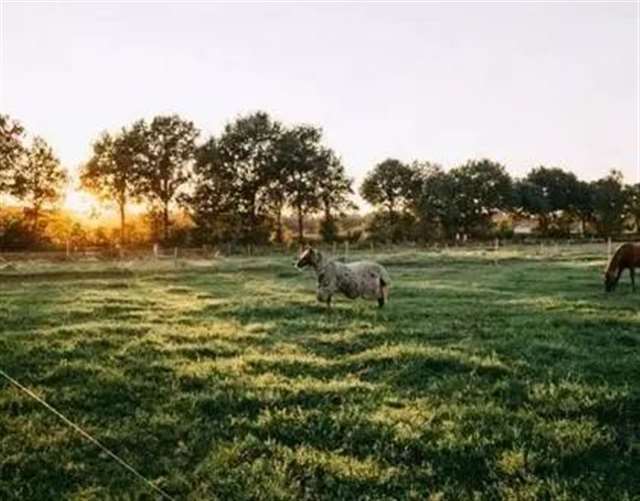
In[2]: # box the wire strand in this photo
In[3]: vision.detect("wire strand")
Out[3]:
[0,368,176,501]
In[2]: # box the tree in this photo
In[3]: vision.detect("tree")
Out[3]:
[572,180,595,235]
[360,159,417,220]
[625,183,640,232]
[133,115,199,241]
[185,137,241,244]
[360,159,420,242]
[0,114,26,197]
[12,137,67,231]
[80,129,140,243]
[274,125,353,243]
[591,170,627,237]
[516,166,580,236]
[449,159,513,237]
[274,125,324,242]
[317,150,355,242]
[413,165,460,240]
[191,112,282,244]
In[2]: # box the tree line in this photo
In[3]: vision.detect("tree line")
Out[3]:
[360,159,640,242]
[1,111,639,250]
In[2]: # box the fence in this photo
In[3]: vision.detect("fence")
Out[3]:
[0,236,630,265]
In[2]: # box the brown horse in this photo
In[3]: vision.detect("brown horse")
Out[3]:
[604,243,640,292]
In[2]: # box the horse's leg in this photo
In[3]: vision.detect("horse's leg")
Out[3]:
[631,267,636,292]
[616,267,623,289]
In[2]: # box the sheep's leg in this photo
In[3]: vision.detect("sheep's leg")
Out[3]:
[377,286,387,308]
[377,279,389,308]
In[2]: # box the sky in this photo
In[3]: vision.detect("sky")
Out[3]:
[1,1,639,212]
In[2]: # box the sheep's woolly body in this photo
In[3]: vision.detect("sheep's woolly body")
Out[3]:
[317,260,390,301]
[304,251,390,306]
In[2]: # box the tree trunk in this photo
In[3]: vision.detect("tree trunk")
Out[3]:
[539,215,549,236]
[31,205,40,233]
[119,202,126,244]
[163,202,170,242]
[297,205,304,243]
[324,204,331,224]
[275,208,283,244]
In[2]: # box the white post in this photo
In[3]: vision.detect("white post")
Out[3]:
[153,243,159,259]
[494,238,499,251]
[344,241,349,258]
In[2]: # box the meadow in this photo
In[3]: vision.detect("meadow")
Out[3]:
[0,245,638,500]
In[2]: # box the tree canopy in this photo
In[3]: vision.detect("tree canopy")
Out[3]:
[132,115,199,241]
[0,114,26,196]
[12,137,68,230]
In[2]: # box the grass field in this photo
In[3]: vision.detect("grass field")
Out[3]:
[1,246,639,500]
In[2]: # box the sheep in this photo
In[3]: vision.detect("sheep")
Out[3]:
[295,247,391,309]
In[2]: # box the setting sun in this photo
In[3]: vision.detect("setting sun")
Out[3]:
[63,188,98,217]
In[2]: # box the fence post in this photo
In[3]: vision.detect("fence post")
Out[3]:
[66,239,70,260]
[153,243,159,259]
[344,241,349,258]
[607,237,612,261]
[174,247,178,266]
[494,238,499,251]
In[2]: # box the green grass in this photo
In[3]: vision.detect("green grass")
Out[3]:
[1,247,639,500]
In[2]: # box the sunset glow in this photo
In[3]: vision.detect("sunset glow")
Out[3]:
[63,188,99,217]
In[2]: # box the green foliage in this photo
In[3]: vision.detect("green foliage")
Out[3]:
[624,183,640,232]
[515,167,581,236]
[413,164,459,240]
[12,137,68,231]
[411,159,512,240]
[360,158,418,215]
[319,215,339,243]
[275,125,325,242]
[0,114,26,194]
[0,210,39,250]
[448,159,514,237]
[194,112,281,244]
[131,115,199,241]
[591,170,628,237]
[366,210,418,243]
[0,248,638,499]
[360,159,421,242]
[317,151,355,234]
[188,112,352,245]
[80,130,141,243]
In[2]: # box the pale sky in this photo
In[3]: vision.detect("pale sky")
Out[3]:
[1,1,639,206]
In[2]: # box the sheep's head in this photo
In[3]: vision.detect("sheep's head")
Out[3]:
[296,247,318,269]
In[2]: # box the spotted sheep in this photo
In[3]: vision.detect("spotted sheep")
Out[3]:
[295,247,391,308]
